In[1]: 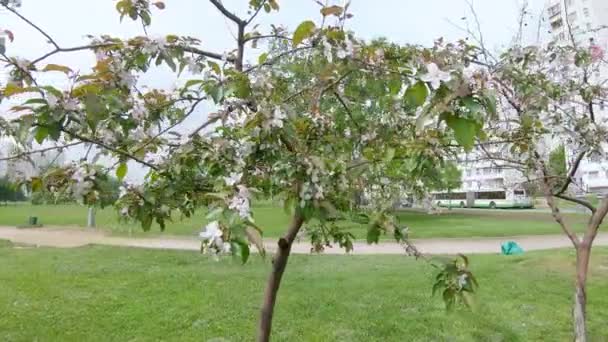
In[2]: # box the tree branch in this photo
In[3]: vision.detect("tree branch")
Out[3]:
[180,46,234,62]
[208,0,245,25]
[540,159,581,248]
[555,194,596,214]
[243,34,292,43]
[59,128,160,171]
[258,209,305,342]
[1,4,60,50]
[0,142,83,162]
[584,195,608,246]
[31,43,118,65]
[246,0,267,25]
[555,149,586,196]
[333,90,362,135]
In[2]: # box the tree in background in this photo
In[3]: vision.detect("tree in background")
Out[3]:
[0,1,494,339]
[479,40,608,342]
[430,162,462,209]
[0,176,25,204]
[549,144,567,181]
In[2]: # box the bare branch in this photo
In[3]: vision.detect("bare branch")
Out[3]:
[246,0,267,25]
[243,34,292,44]
[31,43,118,65]
[244,46,313,73]
[584,195,608,245]
[58,128,160,171]
[333,90,362,135]
[556,194,596,213]
[208,0,245,25]
[181,46,233,62]
[1,4,60,49]
[0,142,83,162]
[555,149,586,196]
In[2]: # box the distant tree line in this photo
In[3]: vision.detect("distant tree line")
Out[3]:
[0,177,26,204]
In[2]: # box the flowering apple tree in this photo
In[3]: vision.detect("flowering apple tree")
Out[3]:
[476,40,608,341]
[0,1,494,340]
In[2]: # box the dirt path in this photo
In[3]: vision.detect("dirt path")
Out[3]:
[1,226,608,255]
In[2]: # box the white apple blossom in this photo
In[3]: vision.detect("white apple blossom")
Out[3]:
[200,221,222,241]
[14,57,30,71]
[142,36,167,55]
[131,101,147,121]
[186,57,203,74]
[322,37,333,63]
[228,185,252,221]
[46,93,59,109]
[421,63,451,89]
[63,98,81,112]
[118,70,137,88]
[224,172,242,186]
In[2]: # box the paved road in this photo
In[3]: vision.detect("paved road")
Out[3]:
[2,226,608,255]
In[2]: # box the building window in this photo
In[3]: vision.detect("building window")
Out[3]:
[587,23,593,30]
[588,171,600,179]
[583,8,590,17]
[568,12,577,22]
[548,4,561,17]
[551,18,564,29]
[566,0,574,6]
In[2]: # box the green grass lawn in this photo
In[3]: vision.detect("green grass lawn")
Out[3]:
[0,202,600,239]
[1,240,608,340]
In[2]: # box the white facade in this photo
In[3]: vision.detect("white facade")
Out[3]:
[546,0,608,194]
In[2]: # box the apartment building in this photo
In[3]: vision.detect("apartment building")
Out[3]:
[547,0,608,194]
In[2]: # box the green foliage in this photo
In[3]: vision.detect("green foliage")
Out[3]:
[549,145,567,178]
[292,21,316,46]
[430,162,462,192]
[2,246,608,340]
[0,177,26,203]
[432,254,478,310]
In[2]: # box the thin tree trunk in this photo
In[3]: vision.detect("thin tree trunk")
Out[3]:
[87,206,96,228]
[257,211,305,342]
[573,245,591,342]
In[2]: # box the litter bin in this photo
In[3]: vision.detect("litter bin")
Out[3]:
[28,216,38,226]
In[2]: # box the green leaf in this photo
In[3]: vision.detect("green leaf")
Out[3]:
[42,64,73,74]
[258,52,268,64]
[462,96,482,115]
[388,78,402,96]
[230,240,250,264]
[320,5,344,17]
[141,215,153,231]
[116,163,128,181]
[442,113,478,151]
[84,94,107,130]
[140,11,151,26]
[34,126,49,144]
[30,177,42,192]
[208,61,221,75]
[292,20,316,47]
[3,84,37,97]
[24,98,48,105]
[245,225,265,257]
[366,224,381,244]
[383,147,395,163]
[184,79,204,89]
[405,81,428,107]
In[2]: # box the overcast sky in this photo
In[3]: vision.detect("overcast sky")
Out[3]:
[0,0,547,180]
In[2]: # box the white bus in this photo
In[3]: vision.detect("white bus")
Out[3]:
[433,189,533,209]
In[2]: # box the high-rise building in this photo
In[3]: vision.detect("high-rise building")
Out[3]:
[546,0,608,194]
[546,0,608,47]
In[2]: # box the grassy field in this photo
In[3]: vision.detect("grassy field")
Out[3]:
[1,240,608,340]
[0,202,601,239]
